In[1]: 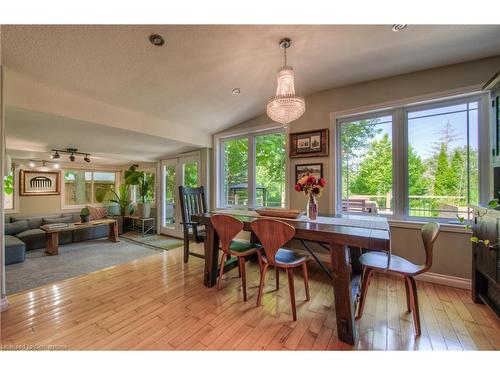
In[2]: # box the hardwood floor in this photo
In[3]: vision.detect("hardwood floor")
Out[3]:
[1,243,499,350]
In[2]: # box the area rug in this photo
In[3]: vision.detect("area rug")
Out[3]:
[120,232,183,251]
[5,238,161,295]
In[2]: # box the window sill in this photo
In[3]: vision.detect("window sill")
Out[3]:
[388,219,471,234]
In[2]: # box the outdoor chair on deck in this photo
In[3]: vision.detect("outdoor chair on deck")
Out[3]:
[179,186,207,263]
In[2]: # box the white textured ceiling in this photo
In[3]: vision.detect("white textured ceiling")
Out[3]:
[5,108,195,164]
[2,24,500,156]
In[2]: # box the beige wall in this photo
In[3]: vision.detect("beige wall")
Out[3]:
[213,55,500,281]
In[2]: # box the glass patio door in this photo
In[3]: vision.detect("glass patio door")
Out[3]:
[160,155,200,237]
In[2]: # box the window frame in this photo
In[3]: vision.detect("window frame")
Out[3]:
[4,166,20,213]
[61,168,120,210]
[215,125,288,210]
[335,92,490,222]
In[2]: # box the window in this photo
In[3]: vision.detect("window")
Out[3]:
[337,94,486,221]
[219,130,286,209]
[64,170,117,207]
[407,101,478,218]
[4,169,14,210]
[340,115,393,214]
[131,170,156,204]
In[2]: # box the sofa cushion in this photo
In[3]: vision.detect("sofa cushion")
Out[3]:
[13,215,63,229]
[16,228,46,250]
[106,204,121,216]
[5,220,29,235]
[5,235,26,265]
[43,215,75,225]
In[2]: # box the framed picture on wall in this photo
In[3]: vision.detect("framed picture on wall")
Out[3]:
[295,163,323,182]
[20,170,61,196]
[289,128,329,158]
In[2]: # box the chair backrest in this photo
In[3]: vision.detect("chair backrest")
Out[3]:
[179,186,207,225]
[211,215,243,254]
[421,222,440,271]
[250,218,296,265]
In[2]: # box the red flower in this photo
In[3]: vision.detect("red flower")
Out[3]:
[319,178,326,187]
[312,186,320,195]
[294,183,302,192]
[307,175,316,185]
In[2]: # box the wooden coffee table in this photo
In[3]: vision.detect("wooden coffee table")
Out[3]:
[40,219,119,255]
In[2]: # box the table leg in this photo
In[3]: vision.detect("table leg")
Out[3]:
[45,232,59,255]
[330,242,357,345]
[108,221,119,242]
[204,224,220,287]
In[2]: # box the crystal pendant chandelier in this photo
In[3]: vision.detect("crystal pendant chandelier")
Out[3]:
[266,38,305,128]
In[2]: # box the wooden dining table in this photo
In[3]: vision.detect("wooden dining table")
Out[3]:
[191,210,390,345]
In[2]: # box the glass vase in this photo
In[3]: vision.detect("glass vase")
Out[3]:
[306,194,318,220]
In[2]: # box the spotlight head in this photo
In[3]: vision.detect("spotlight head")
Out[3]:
[69,154,75,162]
[84,155,91,163]
[53,151,60,159]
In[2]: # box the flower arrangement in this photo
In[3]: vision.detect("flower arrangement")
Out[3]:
[294,175,326,196]
[294,175,326,220]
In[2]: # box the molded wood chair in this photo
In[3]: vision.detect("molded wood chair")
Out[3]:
[357,222,440,335]
[179,186,207,263]
[250,218,310,321]
[211,215,263,301]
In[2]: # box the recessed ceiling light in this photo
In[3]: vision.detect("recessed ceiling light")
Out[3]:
[392,24,408,32]
[232,88,241,95]
[149,34,165,46]
[54,163,60,169]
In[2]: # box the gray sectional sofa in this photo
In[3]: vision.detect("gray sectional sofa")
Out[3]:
[4,212,123,265]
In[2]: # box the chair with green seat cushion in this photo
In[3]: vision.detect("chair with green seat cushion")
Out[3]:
[211,214,262,301]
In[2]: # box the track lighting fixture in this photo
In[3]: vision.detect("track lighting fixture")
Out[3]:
[51,148,92,163]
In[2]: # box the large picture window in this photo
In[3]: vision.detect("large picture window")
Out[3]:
[64,170,117,207]
[219,130,286,209]
[337,94,486,221]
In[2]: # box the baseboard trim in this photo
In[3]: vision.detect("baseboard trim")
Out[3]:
[0,296,9,312]
[415,272,471,290]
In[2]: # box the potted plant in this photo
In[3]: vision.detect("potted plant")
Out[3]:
[96,183,134,217]
[80,207,90,223]
[125,164,155,218]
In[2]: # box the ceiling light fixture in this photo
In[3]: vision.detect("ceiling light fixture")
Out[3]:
[266,38,305,129]
[29,161,35,168]
[54,163,59,169]
[392,24,408,32]
[232,88,241,95]
[149,34,165,46]
[52,148,92,163]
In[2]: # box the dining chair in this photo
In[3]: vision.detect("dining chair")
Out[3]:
[250,218,310,321]
[356,222,440,335]
[179,186,207,263]
[211,214,262,301]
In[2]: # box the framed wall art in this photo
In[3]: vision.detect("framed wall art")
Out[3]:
[20,170,61,196]
[295,163,323,182]
[289,128,329,158]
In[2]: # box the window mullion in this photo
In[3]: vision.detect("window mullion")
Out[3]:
[392,108,407,219]
[248,135,256,209]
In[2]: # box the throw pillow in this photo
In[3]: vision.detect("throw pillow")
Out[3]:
[5,220,29,235]
[88,206,107,221]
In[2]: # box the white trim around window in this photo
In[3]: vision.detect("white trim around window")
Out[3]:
[214,123,289,210]
[332,90,491,224]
